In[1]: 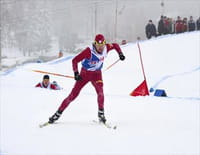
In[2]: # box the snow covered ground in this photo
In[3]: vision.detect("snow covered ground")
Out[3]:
[0,31,200,155]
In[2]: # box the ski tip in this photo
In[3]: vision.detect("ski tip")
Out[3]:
[113,126,117,130]
[39,122,49,128]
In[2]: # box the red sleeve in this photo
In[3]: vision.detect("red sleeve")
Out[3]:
[72,47,91,72]
[106,43,122,54]
[35,83,41,87]
[50,84,57,90]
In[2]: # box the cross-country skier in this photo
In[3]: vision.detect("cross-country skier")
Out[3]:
[35,75,57,90]
[48,34,125,124]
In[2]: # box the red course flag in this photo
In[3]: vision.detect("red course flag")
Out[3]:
[130,80,149,96]
[130,42,149,96]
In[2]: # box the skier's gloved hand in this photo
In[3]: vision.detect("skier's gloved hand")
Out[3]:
[119,52,125,61]
[74,71,82,81]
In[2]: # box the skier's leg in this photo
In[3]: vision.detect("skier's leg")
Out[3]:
[91,77,106,123]
[91,80,104,110]
[49,79,88,123]
[59,80,88,111]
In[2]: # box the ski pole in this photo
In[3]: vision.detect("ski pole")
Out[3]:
[104,59,120,71]
[32,70,74,79]
[33,59,120,77]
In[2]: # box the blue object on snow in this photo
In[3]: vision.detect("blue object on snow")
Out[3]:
[149,87,154,92]
[154,89,167,97]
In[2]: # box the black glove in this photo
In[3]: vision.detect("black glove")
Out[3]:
[74,71,82,81]
[119,52,125,61]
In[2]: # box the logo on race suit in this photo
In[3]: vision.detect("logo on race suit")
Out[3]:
[89,57,104,65]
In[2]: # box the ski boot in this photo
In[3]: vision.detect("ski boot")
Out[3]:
[48,110,62,124]
[98,109,106,124]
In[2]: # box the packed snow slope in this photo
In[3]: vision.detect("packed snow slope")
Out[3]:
[0,31,200,155]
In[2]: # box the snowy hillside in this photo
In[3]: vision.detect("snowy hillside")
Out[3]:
[0,32,200,155]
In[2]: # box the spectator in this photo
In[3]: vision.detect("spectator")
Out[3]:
[145,20,157,39]
[168,18,174,34]
[171,19,176,34]
[158,15,165,35]
[163,16,169,34]
[163,17,171,34]
[175,16,183,33]
[196,17,200,30]
[188,16,196,31]
[35,75,58,90]
[182,17,188,32]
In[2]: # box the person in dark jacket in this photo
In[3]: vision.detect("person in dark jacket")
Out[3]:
[158,16,165,35]
[145,20,157,39]
[182,17,188,32]
[196,17,200,30]
[188,16,196,31]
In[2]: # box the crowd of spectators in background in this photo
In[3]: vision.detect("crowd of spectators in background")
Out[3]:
[145,15,200,39]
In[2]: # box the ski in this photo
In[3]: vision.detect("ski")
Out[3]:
[92,120,117,130]
[39,120,117,129]
[39,122,50,128]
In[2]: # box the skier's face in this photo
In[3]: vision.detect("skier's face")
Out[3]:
[43,79,49,86]
[95,41,106,53]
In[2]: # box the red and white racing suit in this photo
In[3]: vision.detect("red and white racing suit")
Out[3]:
[58,43,122,112]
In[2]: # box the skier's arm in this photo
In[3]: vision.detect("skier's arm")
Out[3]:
[72,47,91,72]
[106,43,125,61]
[50,84,57,90]
[106,43,121,53]
[35,83,41,88]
